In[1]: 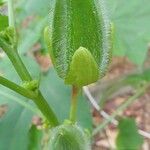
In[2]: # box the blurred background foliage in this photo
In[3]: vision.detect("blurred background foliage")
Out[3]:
[108,0,150,66]
[0,0,150,149]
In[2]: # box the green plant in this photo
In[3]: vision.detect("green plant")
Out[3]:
[0,0,112,149]
[0,0,150,150]
[116,118,143,150]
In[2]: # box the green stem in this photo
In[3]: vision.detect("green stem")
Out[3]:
[8,0,15,27]
[0,38,31,81]
[69,86,80,123]
[34,92,59,127]
[0,76,36,99]
[0,76,59,126]
[0,37,59,127]
[93,84,149,136]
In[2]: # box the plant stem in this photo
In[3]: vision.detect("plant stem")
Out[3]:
[0,38,31,81]
[69,86,80,123]
[93,84,149,136]
[0,0,60,127]
[0,37,59,127]
[8,0,15,27]
[34,92,59,127]
[0,75,59,126]
[0,76,36,99]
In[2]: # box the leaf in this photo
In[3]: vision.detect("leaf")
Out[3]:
[109,0,150,65]
[17,17,47,54]
[0,90,41,115]
[116,118,144,150]
[0,55,40,150]
[0,103,34,150]
[0,0,7,6]
[16,0,55,54]
[0,14,8,31]
[23,0,53,17]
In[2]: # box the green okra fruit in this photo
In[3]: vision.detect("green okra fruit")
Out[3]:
[45,0,112,87]
[48,124,90,150]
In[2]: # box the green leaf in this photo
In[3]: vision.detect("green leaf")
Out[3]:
[26,0,53,16]
[0,14,8,31]
[0,101,34,150]
[116,118,144,150]
[16,0,54,21]
[0,55,40,150]
[16,0,54,54]
[50,0,112,86]
[0,0,7,6]
[28,125,43,150]
[0,90,41,115]
[109,0,150,65]
[17,17,47,54]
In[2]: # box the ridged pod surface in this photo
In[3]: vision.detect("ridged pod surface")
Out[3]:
[48,124,90,150]
[48,0,112,87]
